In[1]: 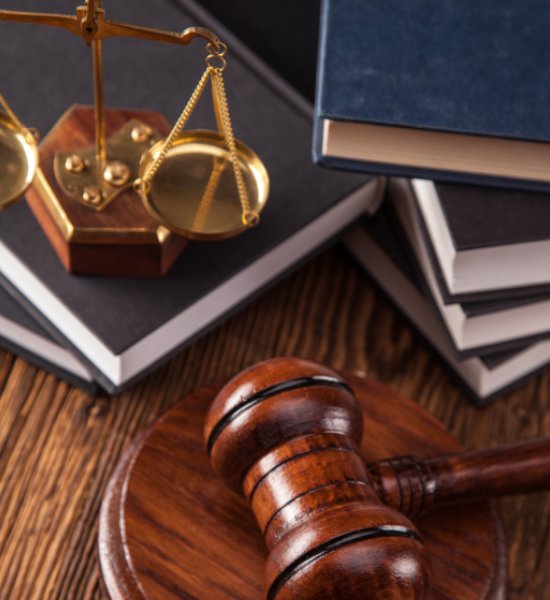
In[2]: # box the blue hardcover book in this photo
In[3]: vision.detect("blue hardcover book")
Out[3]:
[314,0,550,192]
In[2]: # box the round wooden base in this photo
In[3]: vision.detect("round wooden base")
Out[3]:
[98,375,507,599]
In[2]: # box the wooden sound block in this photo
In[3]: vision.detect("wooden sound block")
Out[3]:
[98,375,507,599]
[26,105,187,277]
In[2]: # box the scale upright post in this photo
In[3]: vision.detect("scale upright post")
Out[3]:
[90,1,108,173]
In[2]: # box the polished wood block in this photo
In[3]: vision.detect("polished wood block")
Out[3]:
[99,374,507,599]
[26,105,187,277]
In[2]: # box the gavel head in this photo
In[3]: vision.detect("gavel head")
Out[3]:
[205,357,430,600]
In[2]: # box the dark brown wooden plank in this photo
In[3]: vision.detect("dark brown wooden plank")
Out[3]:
[0,246,548,599]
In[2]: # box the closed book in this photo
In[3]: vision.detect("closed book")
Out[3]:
[409,179,550,300]
[344,209,550,404]
[193,0,321,101]
[0,284,94,392]
[0,0,383,394]
[314,0,550,192]
[390,179,550,356]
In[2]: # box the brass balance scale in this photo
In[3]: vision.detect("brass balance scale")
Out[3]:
[0,0,269,276]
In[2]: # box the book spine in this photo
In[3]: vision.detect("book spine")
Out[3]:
[312,0,331,159]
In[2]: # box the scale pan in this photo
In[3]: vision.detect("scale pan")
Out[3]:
[138,130,269,241]
[0,113,38,210]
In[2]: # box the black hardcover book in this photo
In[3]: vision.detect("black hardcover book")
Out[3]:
[0,285,94,392]
[410,179,550,301]
[191,0,321,101]
[390,179,550,356]
[0,0,383,393]
[344,208,550,405]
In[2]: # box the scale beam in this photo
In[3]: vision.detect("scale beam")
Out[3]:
[0,10,81,38]
[101,23,219,47]
[0,2,220,195]
[0,7,219,47]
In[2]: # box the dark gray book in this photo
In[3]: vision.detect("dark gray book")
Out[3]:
[0,0,383,393]
[188,0,321,101]
[390,179,550,356]
[344,208,550,405]
[411,179,550,301]
[0,284,94,392]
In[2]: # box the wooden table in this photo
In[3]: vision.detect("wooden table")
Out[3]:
[0,245,548,599]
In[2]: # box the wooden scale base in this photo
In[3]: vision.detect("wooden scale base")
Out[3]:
[26,106,187,278]
[98,375,507,600]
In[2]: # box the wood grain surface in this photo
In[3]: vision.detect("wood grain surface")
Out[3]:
[0,245,548,599]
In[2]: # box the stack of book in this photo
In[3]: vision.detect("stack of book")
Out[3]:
[0,0,383,393]
[315,0,550,403]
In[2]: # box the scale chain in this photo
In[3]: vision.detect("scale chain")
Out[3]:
[0,94,25,134]
[138,66,212,192]
[138,42,259,228]
[211,68,257,226]
[0,93,38,145]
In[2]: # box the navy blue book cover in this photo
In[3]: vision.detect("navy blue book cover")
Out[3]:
[317,0,550,140]
[314,0,550,190]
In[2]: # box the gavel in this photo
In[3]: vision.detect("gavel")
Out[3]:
[204,357,550,600]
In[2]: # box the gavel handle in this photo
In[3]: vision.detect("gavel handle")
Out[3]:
[368,437,550,517]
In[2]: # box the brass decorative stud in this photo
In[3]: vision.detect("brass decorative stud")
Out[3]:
[242,210,260,227]
[26,128,41,143]
[64,154,86,174]
[130,124,153,144]
[103,160,131,187]
[82,185,103,206]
